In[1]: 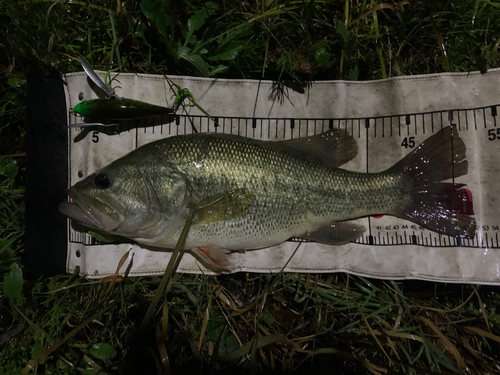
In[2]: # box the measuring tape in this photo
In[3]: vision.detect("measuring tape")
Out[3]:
[68,104,498,250]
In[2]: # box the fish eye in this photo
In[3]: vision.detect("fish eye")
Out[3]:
[94,173,111,189]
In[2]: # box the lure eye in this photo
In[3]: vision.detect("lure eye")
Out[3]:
[94,173,111,189]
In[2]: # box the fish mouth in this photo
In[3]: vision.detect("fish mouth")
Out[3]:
[58,189,122,232]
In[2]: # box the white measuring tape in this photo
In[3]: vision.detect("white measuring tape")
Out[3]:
[62,70,500,284]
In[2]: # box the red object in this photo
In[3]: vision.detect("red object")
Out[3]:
[457,189,474,216]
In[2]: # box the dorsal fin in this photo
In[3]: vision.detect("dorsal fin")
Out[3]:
[277,129,358,168]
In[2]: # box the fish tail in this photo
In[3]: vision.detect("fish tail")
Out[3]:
[389,125,477,238]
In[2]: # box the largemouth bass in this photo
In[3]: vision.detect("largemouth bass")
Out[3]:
[59,125,476,270]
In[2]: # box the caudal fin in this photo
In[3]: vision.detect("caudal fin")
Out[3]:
[389,125,477,238]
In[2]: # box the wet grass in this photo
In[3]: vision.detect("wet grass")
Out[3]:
[3,270,500,374]
[1,0,500,374]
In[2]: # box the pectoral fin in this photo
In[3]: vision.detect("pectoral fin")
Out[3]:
[190,245,231,273]
[191,188,254,225]
[300,221,365,245]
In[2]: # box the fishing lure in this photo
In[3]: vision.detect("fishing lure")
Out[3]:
[71,56,212,134]
[72,98,175,121]
[71,55,190,128]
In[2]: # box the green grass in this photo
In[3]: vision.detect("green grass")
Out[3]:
[3,271,500,374]
[1,0,500,374]
[0,158,24,273]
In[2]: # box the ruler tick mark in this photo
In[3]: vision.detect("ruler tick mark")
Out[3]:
[71,109,500,249]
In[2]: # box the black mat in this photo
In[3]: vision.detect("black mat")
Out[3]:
[24,67,68,276]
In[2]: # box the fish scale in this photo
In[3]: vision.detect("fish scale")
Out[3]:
[141,134,419,249]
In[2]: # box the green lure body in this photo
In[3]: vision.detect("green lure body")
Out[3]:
[73,98,174,121]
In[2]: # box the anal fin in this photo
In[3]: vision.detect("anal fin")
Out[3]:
[300,221,366,245]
